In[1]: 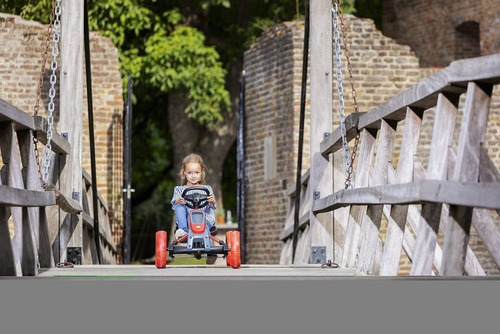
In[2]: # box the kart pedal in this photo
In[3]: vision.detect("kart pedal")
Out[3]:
[206,255,217,265]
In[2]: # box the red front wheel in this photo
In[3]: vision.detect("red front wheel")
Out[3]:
[228,231,241,269]
[226,231,233,267]
[155,230,167,268]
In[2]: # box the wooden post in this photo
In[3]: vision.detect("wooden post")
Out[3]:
[59,0,84,262]
[441,82,492,275]
[411,93,458,275]
[358,119,397,275]
[308,0,334,263]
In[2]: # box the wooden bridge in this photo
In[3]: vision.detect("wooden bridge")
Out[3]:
[1,0,500,278]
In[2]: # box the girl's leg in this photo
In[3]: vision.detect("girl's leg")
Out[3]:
[174,205,189,232]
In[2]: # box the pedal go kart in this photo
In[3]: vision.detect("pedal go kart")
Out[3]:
[155,186,241,269]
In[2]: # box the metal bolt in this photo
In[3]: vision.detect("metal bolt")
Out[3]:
[316,258,321,263]
[313,249,317,254]
[321,248,325,253]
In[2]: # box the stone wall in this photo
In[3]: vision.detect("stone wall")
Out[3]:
[382,0,500,67]
[0,13,124,261]
[243,14,500,275]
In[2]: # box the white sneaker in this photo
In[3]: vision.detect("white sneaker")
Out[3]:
[175,229,187,239]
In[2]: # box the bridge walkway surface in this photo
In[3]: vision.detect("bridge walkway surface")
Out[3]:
[38,264,356,278]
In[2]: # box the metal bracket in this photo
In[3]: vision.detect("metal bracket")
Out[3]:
[61,132,68,141]
[313,191,320,200]
[311,246,326,264]
[67,247,82,265]
[72,192,80,201]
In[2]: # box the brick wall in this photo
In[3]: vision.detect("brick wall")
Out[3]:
[382,0,500,67]
[0,13,124,261]
[244,14,500,275]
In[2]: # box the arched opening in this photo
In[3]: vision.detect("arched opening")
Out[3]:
[455,21,480,60]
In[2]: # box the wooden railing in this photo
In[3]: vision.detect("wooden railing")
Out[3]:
[0,97,117,276]
[82,169,116,264]
[280,54,500,276]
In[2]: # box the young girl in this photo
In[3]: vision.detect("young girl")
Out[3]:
[170,153,217,239]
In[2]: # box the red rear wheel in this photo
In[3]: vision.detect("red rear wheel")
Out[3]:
[155,230,167,268]
[229,231,241,269]
[226,231,233,267]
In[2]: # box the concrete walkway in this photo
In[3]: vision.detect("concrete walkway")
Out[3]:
[38,264,356,279]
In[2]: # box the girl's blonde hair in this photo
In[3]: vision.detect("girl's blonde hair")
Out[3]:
[179,153,206,186]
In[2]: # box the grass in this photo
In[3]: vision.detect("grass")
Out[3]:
[168,255,208,265]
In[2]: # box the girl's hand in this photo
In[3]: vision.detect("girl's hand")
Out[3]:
[176,197,186,205]
[207,194,216,206]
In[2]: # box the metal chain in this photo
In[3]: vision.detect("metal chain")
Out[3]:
[42,0,62,186]
[335,0,361,189]
[33,0,57,187]
[332,2,351,182]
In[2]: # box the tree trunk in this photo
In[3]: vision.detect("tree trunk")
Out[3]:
[168,70,239,211]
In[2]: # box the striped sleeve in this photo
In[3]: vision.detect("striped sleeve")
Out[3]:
[170,186,183,210]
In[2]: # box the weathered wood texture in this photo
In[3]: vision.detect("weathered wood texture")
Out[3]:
[380,108,422,275]
[81,169,117,264]
[441,82,492,275]
[308,0,334,263]
[357,120,396,275]
[60,0,84,253]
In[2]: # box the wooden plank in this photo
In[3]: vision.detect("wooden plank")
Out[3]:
[442,82,492,276]
[446,54,500,84]
[358,120,397,275]
[308,0,334,263]
[0,98,35,130]
[33,116,71,155]
[60,0,84,258]
[38,207,55,268]
[380,108,422,275]
[296,225,311,264]
[358,54,500,130]
[320,112,365,158]
[0,185,56,207]
[411,92,458,275]
[313,180,500,212]
[341,128,377,268]
[0,123,34,276]
[333,149,349,265]
[280,213,310,241]
[0,207,21,276]
[82,168,92,186]
[479,146,500,183]
[388,162,485,276]
[18,130,43,275]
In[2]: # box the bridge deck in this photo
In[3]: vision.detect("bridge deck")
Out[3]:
[38,264,356,278]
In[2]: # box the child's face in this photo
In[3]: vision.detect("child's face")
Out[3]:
[184,162,202,185]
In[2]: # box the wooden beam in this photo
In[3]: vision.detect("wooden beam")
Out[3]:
[312,180,500,212]
[441,82,492,276]
[358,54,500,130]
[411,92,458,275]
[357,120,397,275]
[380,107,422,275]
[320,112,365,158]
[340,128,376,268]
[0,98,35,130]
[60,0,84,261]
[308,0,334,263]
[33,116,71,155]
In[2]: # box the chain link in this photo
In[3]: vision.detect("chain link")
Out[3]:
[41,0,62,186]
[332,2,351,182]
[33,0,57,187]
[333,0,361,189]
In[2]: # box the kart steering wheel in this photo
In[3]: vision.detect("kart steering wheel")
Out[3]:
[181,187,211,209]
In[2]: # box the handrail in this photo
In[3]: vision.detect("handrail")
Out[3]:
[281,54,500,275]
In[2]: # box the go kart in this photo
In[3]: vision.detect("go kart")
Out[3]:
[155,186,241,269]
